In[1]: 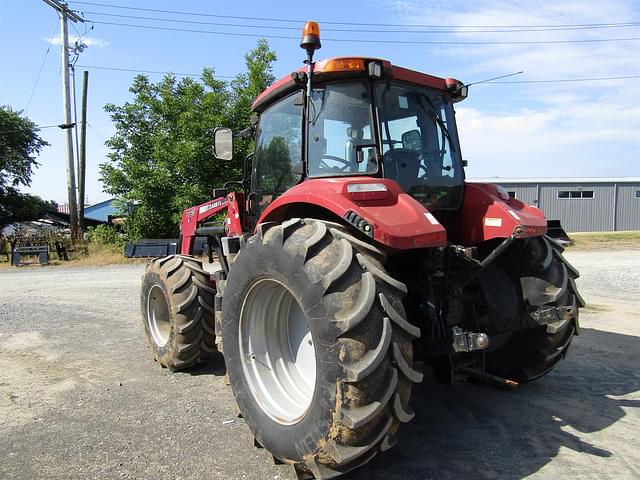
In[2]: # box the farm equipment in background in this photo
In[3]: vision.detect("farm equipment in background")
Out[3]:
[140,22,584,479]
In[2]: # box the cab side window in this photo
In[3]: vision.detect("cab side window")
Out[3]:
[253,93,303,217]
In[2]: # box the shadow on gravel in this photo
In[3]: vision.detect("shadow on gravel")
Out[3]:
[188,351,227,377]
[345,328,640,480]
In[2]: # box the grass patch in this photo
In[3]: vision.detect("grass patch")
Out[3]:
[568,231,640,250]
[63,243,136,267]
[0,243,146,269]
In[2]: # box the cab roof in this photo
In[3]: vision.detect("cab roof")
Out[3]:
[252,57,461,112]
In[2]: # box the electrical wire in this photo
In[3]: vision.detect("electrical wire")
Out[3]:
[79,10,640,34]
[74,63,640,85]
[86,21,640,45]
[481,74,640,84]
[86,123,107,143]
[0,125,63,135]
[70,11,90,38]
[25,21,59,114]
[75,64,236,79]
[67,2,640,29]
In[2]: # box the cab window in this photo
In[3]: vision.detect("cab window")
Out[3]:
[307,83,377,177]
[253,93,302,216]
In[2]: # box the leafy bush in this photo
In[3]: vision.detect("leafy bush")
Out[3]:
[87,224,124,247]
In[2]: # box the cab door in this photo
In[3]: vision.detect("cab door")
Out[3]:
[251,92,303,223]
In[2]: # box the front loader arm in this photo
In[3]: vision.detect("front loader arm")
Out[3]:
[179,192,245,256]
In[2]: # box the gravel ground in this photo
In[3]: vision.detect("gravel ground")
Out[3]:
[0,248,638,480]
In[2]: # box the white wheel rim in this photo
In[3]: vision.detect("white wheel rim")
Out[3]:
[239,278,317,425]
[147,285,171,347]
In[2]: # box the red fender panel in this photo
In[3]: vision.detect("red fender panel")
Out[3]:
[451,182,547,246]
[257,177,447,249]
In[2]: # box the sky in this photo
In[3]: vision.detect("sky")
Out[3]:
[1,0,639,205]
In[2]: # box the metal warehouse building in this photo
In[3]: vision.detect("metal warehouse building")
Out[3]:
[470,178,640,233]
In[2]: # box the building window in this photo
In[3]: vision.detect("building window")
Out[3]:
[507,191,517,199]
[558,190,594,199]
[635,190,640,198]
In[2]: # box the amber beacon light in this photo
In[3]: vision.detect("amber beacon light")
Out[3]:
[300,21,321,54]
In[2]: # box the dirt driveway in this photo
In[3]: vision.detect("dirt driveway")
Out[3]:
[0,249,638,479]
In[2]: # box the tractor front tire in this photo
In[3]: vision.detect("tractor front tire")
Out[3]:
[222,219,421,478]
[141,255,216,371]
[484,236,584,382]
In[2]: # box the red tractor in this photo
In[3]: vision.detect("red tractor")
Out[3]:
[141,22,583,479]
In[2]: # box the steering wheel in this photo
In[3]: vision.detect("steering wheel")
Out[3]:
[318,154,353,172]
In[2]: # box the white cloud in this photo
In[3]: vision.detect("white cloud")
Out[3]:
[44,36,109,48]
[456,103,640,177]
[386,0,640,176]
[389,0,639,79]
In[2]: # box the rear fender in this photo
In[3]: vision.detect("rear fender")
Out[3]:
[257,177,447,249]
[451,182,547,246]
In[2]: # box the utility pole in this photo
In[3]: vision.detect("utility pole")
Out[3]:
[78,70,88,233]
[43,0,84,240]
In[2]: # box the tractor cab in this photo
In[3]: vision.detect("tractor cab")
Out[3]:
[214,22,469,226]
[245,56,468,220]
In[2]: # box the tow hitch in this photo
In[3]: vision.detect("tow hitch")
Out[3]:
[451,327,490,352]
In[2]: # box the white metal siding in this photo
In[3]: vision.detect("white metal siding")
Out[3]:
[616,184,640,231]
[498,183,538,206]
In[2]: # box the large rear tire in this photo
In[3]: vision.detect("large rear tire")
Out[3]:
[141,255,216,371]
[484,236,584,382]
[222,219,421,478]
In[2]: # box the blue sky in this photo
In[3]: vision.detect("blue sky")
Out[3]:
[1,0,639,204]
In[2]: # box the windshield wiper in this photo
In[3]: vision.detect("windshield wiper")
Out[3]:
[417,93,454,149]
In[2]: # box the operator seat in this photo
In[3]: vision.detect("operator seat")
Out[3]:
[383,148,420,193]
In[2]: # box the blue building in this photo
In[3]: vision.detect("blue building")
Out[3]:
[84,198,122,223]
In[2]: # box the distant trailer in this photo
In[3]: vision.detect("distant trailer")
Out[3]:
[12,245,49,266]
[124,239,178,258]
[124,238,210,258]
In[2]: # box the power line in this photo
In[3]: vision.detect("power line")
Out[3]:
[481,74,640,84]
[86,122,107,143]
[0,124,64,135]
[75,64,236,78]
[80,10,640,34]
[25,20,59,113]
[67,1,640,29]
[75,63,640,85]
[86,20,640,45]
[2,73,638,135]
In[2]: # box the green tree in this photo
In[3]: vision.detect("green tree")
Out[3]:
[0,106,50,225]
[100,40,277,239]
[1,192,57,225]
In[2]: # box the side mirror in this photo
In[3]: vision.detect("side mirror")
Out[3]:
[213,127,233,161]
